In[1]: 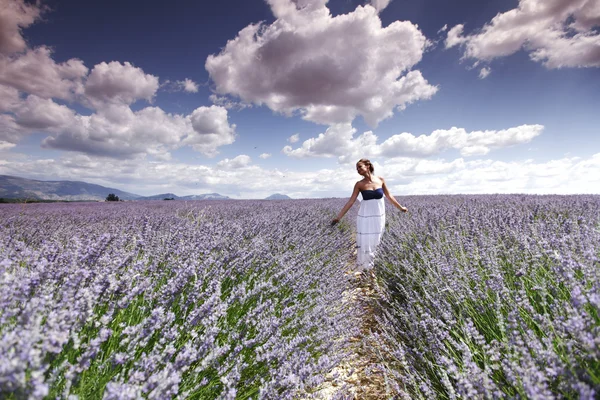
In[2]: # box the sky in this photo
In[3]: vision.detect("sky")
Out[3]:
[0,0,599,199]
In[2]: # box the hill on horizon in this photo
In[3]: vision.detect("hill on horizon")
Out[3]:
[0,175,230,202]
[0,175,139,201]
[265,193,292,200]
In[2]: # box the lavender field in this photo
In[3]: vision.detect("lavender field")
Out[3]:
[374,195,600,399]
[1,195,599,399]
[0,199,357,399]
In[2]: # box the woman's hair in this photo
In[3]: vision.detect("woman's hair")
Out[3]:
[357,158,374,173]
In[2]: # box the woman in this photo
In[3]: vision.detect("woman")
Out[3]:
[331,159,408,270]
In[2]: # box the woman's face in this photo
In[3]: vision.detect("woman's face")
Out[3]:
[356,162,369,175]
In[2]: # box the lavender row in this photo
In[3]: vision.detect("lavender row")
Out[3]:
[0,199,357,399]
[372,195,600,399]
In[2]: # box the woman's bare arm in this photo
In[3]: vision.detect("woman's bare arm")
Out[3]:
[332,182,360,224]
[381,177,408,212]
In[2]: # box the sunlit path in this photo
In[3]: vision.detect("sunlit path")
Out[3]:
[311,253,391,399]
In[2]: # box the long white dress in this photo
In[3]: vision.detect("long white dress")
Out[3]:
[356,188,386,269]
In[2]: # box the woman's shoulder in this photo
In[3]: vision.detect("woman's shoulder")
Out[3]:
[355,180,365,189]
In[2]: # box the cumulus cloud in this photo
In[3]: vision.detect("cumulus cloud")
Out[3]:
[259,153,271,159]
[84,61,159,107]
[13,95,77,130]
[2,152,599,198]
[31,104,236,159]
[0,52,208,155]
[369,0,392,13]
[0,84,20,112]
[0,0,44,55]
[0,47,88,100]
[445,24,467,49]
[288,133,300,143]
[479,67,491,79]
[382,125,544,157]
[445,0,600,68]
[178,78,199,93]
[216,154,252,169]
[410,158,466,176]
[0,153,310,198]
[0,140,16,151]
[208,94,251,110]
[283,123,360,159]
[186,105,237,156]
[206,0,437,126]
[0,113,27,142]
[283,123,544,162]
[379,153,600,195]
[40,105,186,158]
[163,78,200,93]
[0,7,226,157]
[0,86,238,157]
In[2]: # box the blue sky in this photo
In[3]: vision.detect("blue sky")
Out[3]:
[1,0,599,198]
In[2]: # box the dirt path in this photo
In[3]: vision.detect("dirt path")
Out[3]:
[310,264,392,399]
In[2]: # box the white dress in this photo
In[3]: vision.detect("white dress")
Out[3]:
[356,188,386,269]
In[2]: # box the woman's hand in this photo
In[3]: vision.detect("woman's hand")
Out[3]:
[331,218,340,226]
[399,206,408,213]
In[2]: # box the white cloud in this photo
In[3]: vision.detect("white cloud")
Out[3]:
[1,95,238,158]
[216,154,252,169]
[0,113,26,142]
[288,133,300,143]
[445,24,467,49]
[40,105,187,158]
[445,0,600,69]
[178,78,199,93]
[0,47,88,100]
[84,61,159,107]
[0,140,16,151]
[34,104,235,159]
[0,0,44,55]
[2,152,599,198]
[259,153,271,159]
[0,19,232,158]
[369,0,392,13]
[0,153,317,198]
[380,125,544,157]
[159,78,203,94]
[208,94,251,110]
[206,0,437,126]
[410,158,466,175]
[381,154,600,195]
[186,105,237,157]
[283,123,544,162]
[479,67,491,79]
[0,84,20,112]
[283,123,364,159]
[13,95,77,130]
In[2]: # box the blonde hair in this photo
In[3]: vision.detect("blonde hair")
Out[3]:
[357,158,374,173]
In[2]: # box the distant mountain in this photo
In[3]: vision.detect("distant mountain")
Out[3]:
[0,175,232,202]
[265,193,291,200]
[137,193,179,200]
[180,193,230,200]
[0,175,139,201]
